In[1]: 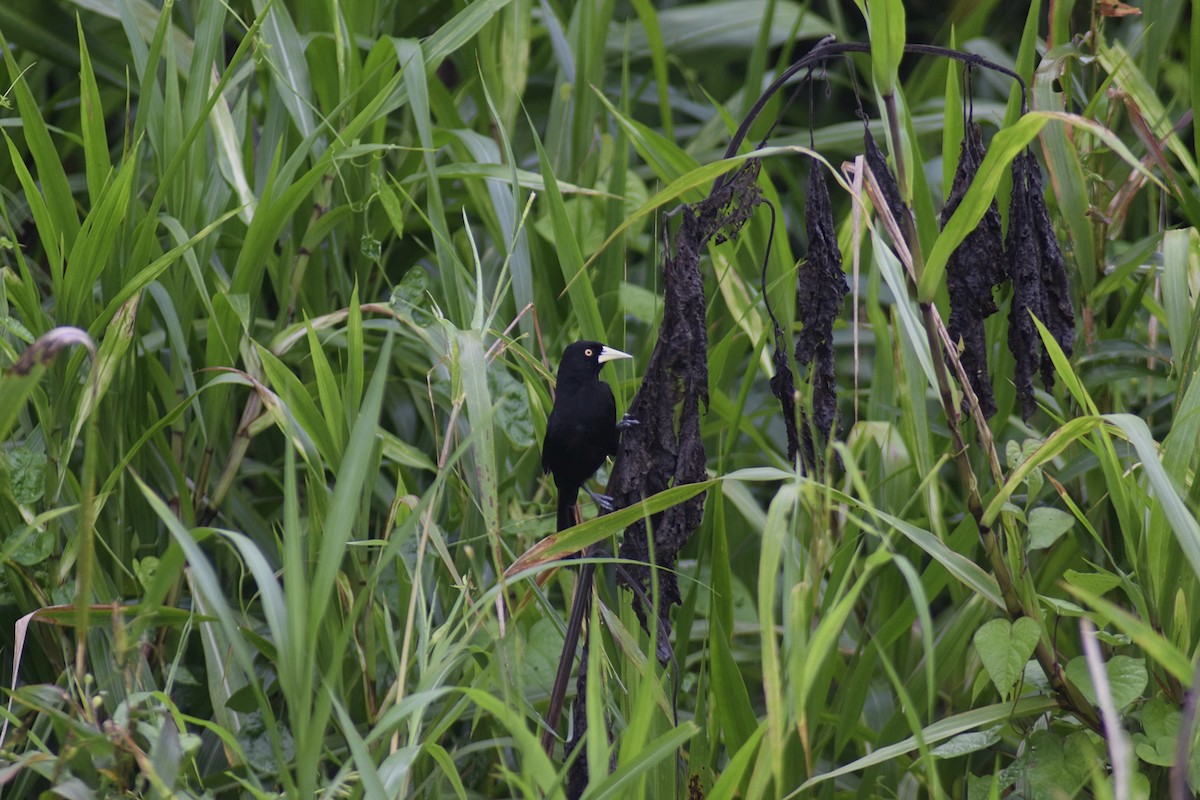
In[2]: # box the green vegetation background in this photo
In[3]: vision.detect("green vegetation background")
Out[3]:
[0,0,1198,797]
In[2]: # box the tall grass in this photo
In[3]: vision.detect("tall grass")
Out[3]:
[0,1,1197,798]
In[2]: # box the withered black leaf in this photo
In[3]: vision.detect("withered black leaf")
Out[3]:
[795,161,848,443]
[941,124,1006,418]
[712,160,763,245]
[1005,151,1076,419]
[864,127,908,228]
[608,163,764,660]
[1029,157,1076,384]
[770,334,814,470]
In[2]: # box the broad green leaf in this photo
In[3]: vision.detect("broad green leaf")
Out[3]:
[76,18,112,203]
[1106,413,1200,580]
[1022,729,1097,799]
[456,330,500,540]
[1026,507,1074,551]
[1065,583,1193,686]
[249,0,317,145]
[424,0,516,67]
[929,727,1002,758]
[8,524,53,566]
[973,617,1041,698]
[585,722,698,800]
[507,479,716,574]
[707,725,766,800]
[7,446,46,505]
[1062,570,1122,598]
[984,417,1106,526]
[68,294,140,457]
[307,335,393,630]
[1065,654,1147,711]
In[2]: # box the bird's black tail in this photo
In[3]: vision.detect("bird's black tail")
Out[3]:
[557,488,578,531]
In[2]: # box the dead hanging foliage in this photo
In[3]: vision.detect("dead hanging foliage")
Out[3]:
[795,160,849,447]
[608,161,762,660]
[864,127,909,229]
[763,185,813,470]
[941,123,1007,418]
[767,321,822,471]
[602,36,1074,668]
[1005,150,1076,419]
[770,330,807,467]
[724,40,1031,464]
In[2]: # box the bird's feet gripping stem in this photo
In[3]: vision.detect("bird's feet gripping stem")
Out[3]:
[585,487,616,513]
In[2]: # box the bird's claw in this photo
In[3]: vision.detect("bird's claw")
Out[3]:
[617,414,640,430]
[585,488,616,513]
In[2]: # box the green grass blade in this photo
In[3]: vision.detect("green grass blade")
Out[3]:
[307,334,393,630]
[584,722,699,800]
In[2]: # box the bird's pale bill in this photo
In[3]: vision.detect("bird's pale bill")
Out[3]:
[597,346,633,364]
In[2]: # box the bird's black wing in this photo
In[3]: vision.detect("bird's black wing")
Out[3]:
[598,384,619,457]
[542,375,619,530]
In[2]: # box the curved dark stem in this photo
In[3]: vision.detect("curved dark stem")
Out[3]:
[542,556,682,760]
[716,39,1028,176]
[845,52,868,124]
[542,555,595,756]
[963,63,976,127]
[807,68,816,151]
[759,198,781,335]
[757,62,814,154]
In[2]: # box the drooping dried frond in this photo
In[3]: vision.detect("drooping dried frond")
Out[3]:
[1028,157,1076,386]
[864,127,908,229]
[609,162,764,661]
[1005,151,1076,418]
[770,335,805,466]
[941,124,1006,417]
[795,161,849,443]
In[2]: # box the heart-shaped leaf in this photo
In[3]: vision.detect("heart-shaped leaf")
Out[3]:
[1065,654,1147,710]
[1027,506,1074,550]
[974,616,1041,698]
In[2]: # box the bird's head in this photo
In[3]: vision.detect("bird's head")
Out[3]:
[557,340,633,382]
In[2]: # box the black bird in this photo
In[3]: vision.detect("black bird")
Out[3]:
[542,340,633,531]
[539,340,634,757]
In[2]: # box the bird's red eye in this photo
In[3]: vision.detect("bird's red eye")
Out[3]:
[585,348,593,357]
